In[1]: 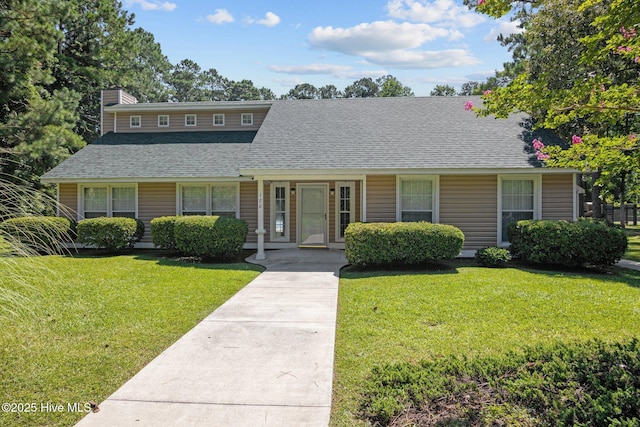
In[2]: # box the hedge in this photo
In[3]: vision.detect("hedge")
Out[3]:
[77,217,140,251]
[173,215,248,260]
[150,216,178,250]
[508,219,627,268]
[345,222,464,267]
[0,216,73,253]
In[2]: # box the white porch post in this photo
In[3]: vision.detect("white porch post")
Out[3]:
[361,175,367,222]
[256,178,266,260]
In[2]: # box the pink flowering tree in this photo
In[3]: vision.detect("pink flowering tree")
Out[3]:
[466,0,640,223]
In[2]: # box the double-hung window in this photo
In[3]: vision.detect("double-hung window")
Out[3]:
[130,115,141,128]
[185,114,197,127]
[158,115,169,127]
[498,176,541,244]
[241,113,253,126]
[178,184,239,218]
[81,185,137,219]
[397,176,439,223]
[213,114,225,126]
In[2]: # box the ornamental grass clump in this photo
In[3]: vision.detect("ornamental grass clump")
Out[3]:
[345,222,464,267]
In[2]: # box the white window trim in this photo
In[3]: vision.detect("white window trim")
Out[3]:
[335,181,355,243]
[185,114,197,127]
[270,182,290,242]
[158,115,169,127]
[241,113,253,126]
[497,174,542,246]
[396,175,440,223]
[130,115,141,128]
[176,183,240,218]
[213,114,225,126]
[77,184,138,220]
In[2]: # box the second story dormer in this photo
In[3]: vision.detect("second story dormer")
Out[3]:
[100,88,272,136]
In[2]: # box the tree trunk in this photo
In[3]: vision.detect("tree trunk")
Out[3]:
[591,171,604,219]
[619,171,627,228]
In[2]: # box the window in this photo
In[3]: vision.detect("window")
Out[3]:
[158,115,169,127]
[181,186,207,215]
[498,176,541,244]
[270,182,289,241]
[241,113,253,126]
[185,114,197,126]
[178,184,239,218]
[397,176,438,223]
[336,181,355,242]
[130,115,141,128]
[80,185,137,219]
[213,114,225,126]
[211,185,238,217]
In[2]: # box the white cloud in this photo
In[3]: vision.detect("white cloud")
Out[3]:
[207,9,234,24]
[269,63,387,80]
[386,0,484,28]
[484,19,524,42]
[259,12,281,27]
[125,0,176,11]
[246,11,281,27]
[309,21,454,55]
[365,49,480,69]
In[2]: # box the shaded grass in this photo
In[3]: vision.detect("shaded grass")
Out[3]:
[330,262,640,426]
[625,225,640,262]
[0,254,262,427]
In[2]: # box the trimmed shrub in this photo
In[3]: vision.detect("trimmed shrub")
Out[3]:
[150,216,178,250]
[475,246,510,268]
[77,217,139,251]
[0,216,72,253]
[360,339,640,426]
[345,222,464,267]
[134,218,145,242]
[508,219,627,268]
[174,215,248,260]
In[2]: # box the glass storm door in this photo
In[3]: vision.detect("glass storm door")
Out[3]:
[299,185,328,247]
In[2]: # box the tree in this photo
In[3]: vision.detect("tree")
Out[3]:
[167,59,208,102]
[319,85,342,99]
[377,75,414,97]
[201,68,229,101]
[344,77,379,98]
[430,84,457,96]
[284,83,320,99]
[471,0,640,224]
[459,78,502,95]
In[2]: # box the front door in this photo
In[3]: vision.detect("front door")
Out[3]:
[298,184,328,247]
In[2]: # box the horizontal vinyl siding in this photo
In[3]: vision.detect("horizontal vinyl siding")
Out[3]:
[137,183,177,243]
[440,175,497,250]
[114,109,268,133]
[240,182,258,243]
[58,183,78,221]
[366,175,396,222]
[542,174,574,221]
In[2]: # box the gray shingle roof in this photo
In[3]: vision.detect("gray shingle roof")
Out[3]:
[242,96,541,171]
[42,97,551,182]
[42,131,255,180]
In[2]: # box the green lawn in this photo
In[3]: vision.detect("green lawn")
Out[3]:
[0,254,262,427]
[625,225,640,262]
[330,262,640,426]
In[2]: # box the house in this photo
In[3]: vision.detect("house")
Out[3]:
[41,88,580,259]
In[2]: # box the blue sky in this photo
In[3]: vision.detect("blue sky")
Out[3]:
[125,0,522,97]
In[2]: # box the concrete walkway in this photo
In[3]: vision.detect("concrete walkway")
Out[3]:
[618,259,640,271]
[76,249,348,427]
